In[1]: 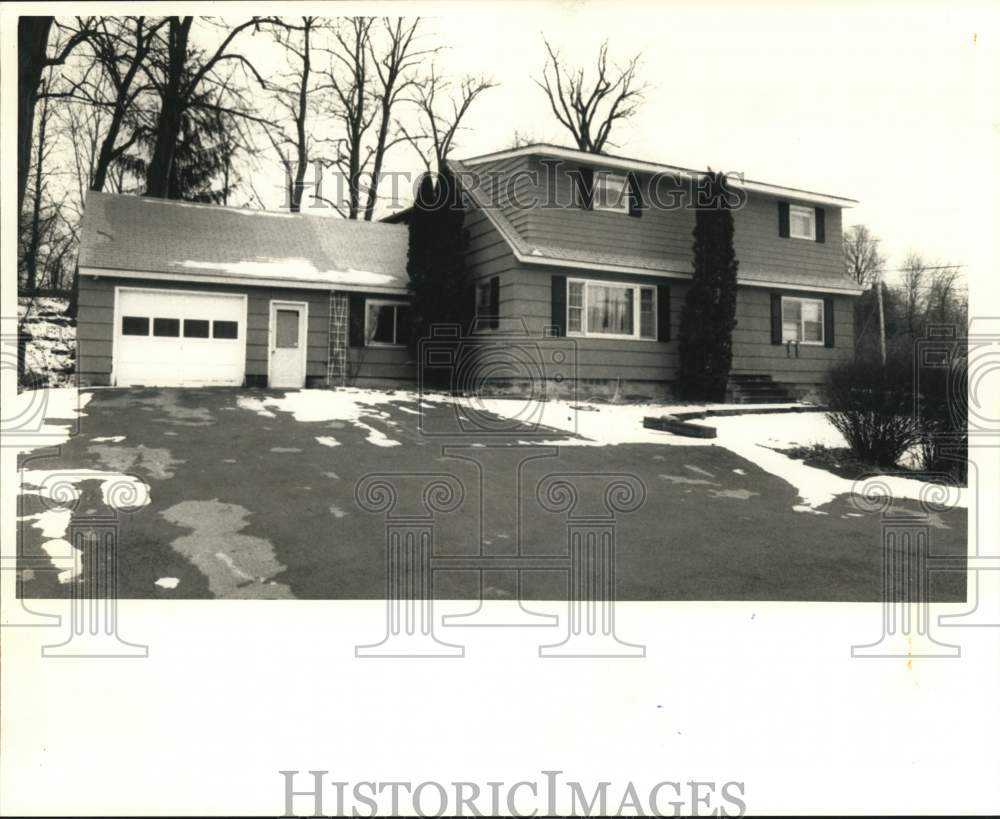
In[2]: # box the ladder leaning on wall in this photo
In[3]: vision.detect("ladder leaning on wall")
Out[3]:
[327,291,349,387]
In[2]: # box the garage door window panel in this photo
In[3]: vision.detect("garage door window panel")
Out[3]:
[153,318,180,337]
[213,320,239,339]
[183,319,210,338]
[121,316,149,336]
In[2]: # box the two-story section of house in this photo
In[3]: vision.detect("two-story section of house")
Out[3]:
[448,144,861,401]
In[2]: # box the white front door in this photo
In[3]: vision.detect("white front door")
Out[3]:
[268,301,307,388]
[114,287,246,387]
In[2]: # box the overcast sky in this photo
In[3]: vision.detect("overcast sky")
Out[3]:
[219,0,997,284]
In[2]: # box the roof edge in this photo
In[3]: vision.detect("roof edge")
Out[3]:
[79,266,411,295]
[456,143,857,208]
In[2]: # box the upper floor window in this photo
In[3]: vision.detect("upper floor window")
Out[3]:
[781,296,824,344]
[567,278,657,340]
[592,173,629,213]
[788,204,816,240]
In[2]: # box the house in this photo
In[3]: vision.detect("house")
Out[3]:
[75,144,860,399]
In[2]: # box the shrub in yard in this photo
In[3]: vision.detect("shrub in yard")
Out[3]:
[916,351,968,482]
[825,349,920,468]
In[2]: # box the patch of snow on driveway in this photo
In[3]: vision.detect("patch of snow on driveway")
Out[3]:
[236,396,276,418]
[243,389,425,446]
[19,468,151,508]
[3,387,93,454]
[19,508,78,583]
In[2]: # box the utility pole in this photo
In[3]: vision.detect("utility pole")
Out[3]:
[875,273,887,365]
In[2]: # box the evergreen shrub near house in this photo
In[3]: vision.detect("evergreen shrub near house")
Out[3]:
[406,167,471,389]
[676,171,739,401]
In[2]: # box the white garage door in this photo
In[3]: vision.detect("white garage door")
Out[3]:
[114,288,246,387]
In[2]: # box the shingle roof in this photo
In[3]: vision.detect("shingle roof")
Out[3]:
[79,191,410,292]
[448,155,863,295]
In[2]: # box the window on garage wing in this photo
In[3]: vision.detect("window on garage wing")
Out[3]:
[365,300,410,346]
[213,320,239,339]
[781,296,824,344]
[121,316,149,336]
[153,318,180,337]
[183,319,210,338]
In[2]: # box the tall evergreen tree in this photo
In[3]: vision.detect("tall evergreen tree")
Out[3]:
[406,167,470,387]
[676,171,740,401]
[118,89,240,202]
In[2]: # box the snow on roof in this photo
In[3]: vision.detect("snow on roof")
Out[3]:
[78,192,409,291]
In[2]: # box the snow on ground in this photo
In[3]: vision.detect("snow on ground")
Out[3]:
[475,398,968,511]
[3,387,93,455]
[471,397,799,448]
[18,297,75,387]
[244,388,444,447]
[19,468,152,508]
[239,388,961,510]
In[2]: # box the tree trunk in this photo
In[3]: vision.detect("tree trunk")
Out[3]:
[289,22,311,213]
[25,93,50,292]
[363,99,392,222]
[144,17,190,198]
[91,104,127,192]
[17,17,53,217]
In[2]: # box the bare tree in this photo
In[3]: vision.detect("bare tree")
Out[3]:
[82,17,166,192]
[22,81,55,291]
[17,16,94,215]
[899,252,927,338]
[362,18,430,220]
[400,65,497,172]
[534,38,647,153]
[141,16,268,198]
[268,16,320,212]
[843,224,885,287]
[316,17,432,219]
[315,18,375,217]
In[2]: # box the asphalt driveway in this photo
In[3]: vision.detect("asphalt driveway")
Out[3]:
[16,388,967,601]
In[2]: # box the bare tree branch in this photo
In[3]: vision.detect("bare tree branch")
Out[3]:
[533,37,647,153]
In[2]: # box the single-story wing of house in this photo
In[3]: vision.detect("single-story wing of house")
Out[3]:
[76,191,414,389]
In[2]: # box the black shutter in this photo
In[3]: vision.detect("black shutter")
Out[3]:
[550,275,567,336]
[627,172,643,218]
[815,207,826,243]
[823,297,835,347]
[657,285,670,341]
[575,167,594,210]
[349,293,366,347]
[778,202,790,238]
[770,293,783,344]
[468,280,478,333]
[489,276,500,330]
